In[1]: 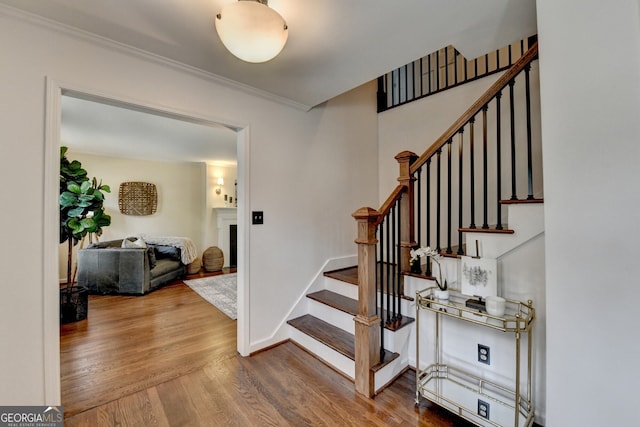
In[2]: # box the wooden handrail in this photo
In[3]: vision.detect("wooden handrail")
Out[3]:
[410,42,538,175]
[375,185,405,226]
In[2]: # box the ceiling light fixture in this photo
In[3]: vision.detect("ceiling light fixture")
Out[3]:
[215,0,288,63]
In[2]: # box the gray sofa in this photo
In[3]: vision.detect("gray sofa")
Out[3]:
[77,239,186,295]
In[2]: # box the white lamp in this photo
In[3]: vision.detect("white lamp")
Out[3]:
[215,0,288,63]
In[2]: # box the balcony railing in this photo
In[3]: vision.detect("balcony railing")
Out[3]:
[377,36,537,112]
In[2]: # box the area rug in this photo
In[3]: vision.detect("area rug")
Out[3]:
[184,274,237,320]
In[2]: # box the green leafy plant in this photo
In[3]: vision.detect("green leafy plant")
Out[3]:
[60,146,111,287]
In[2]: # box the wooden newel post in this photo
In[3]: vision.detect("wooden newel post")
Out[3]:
[395,151,418,292]
[352,206,381,397]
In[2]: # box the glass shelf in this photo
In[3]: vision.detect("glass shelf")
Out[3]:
[415,287,535,333]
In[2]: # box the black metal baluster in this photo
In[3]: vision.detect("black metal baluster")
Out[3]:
[458,129,465,254]
[454,50,459,85]
[436,49,440,91]
[395,198,402,319]
[425,160,432,276]
[485,53,489,74]
[469,117,477,228]
[482,105,489,229]
[496,48,500,70]
[446,139,453,253]
[377,228,382,319]
[419,57,424,99]
[416,168,422,247]
[377,76,385,112]
[428,53,432,95]
[474,58,478,78]
[391,69,397,106]
[525,64,534,199]
[436,148,442,251]
[404,64,409,104]
[509,79,518,200]
[390,205,396,324]
[444,47,449,88]
[385,212,391,325]
[496,90,504,229]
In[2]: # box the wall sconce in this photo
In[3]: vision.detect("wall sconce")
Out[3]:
[216,177,224,195]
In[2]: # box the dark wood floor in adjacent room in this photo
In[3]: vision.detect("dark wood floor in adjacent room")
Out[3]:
[61,272,472,426]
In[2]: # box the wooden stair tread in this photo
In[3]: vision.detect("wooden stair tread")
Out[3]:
[288,314,399,368]
[500,197,544,204]
[289,314,355,359]
[459,225,514,234]
[308,290,357,315]
[324,267,359,285]
[307,290,415,331]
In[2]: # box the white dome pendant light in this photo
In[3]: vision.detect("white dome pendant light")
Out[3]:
[215,0,288,63]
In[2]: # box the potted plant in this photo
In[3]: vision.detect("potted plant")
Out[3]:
[59,146,111,323]
[410,246,449,299]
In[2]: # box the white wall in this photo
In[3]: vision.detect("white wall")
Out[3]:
[537,1,640,425]
[57,153,207,281]
[0,9,378,405]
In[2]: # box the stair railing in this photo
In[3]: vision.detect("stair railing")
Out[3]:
[353,42,539,398]
[411,42,539,256]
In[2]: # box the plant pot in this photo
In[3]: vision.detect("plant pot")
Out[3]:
[60,286,88,324]
[434,289,450,300]
[410,262,422,274]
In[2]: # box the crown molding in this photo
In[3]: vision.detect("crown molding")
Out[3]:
[0,3,312,112]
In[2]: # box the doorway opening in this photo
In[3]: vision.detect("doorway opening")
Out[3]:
[44,80,251,404]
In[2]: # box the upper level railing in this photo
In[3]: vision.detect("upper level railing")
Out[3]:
[353,41,540,398]
[377,36,537,112]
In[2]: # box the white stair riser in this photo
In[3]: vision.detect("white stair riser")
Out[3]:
[324,276,358,299]
[289,326,354,379]
[382,321,412,359]
[374,356,405,394]
[308,299,355,335]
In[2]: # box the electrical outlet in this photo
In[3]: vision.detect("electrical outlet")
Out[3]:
[478,399,490,419]
[478,344,490,365]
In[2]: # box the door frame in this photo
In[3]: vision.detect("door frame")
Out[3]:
[43,77,251,403]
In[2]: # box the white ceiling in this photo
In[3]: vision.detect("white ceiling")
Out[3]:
[2,0,536,163]
[61,95,238,164]
[0,0,537,109]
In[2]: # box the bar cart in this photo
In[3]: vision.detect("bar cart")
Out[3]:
[415,287,535,427]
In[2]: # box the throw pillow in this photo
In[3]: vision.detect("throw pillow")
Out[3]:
[121,237,147,248]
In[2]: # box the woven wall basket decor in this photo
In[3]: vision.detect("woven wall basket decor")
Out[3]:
[118,181,157,216]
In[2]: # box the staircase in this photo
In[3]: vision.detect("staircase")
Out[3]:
[287,267,412,394]
[288,41,543,407]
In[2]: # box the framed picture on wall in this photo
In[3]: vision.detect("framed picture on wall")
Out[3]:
[460,256,497,298]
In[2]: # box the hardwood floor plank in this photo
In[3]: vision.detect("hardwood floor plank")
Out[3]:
[62,276,491,426]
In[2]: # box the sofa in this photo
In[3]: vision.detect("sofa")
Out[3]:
[77,238,187,295]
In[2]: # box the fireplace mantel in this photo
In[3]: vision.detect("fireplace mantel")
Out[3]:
[213,208,237,268]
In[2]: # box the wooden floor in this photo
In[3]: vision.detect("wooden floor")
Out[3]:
[61,273,474,426]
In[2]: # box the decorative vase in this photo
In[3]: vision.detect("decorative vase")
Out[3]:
[434,288,450,300]
[410,261,422,274]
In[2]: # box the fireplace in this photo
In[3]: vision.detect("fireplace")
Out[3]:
[229,224,237,268]
[214,208,237,268]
